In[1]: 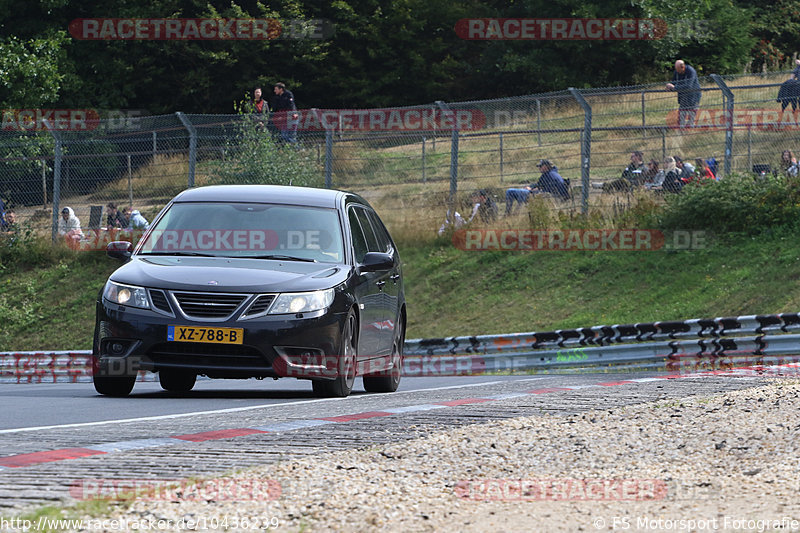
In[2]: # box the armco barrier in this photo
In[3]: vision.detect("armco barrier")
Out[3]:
[4,313,800,382]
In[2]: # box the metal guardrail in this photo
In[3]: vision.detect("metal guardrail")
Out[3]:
[3,313,800,383]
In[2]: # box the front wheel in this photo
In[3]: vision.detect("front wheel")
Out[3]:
[312,311,358,398]
[159,370,196,392]
[363,314,403,393]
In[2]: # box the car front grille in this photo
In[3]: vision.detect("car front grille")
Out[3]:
[172,291,247,319]
[149,289,172,314]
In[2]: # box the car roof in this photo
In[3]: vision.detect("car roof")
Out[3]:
[171,185,352,208]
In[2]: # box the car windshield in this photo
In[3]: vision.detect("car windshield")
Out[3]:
[137,202,345,263]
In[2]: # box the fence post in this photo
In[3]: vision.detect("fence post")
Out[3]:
[641,91,646,130]
[152,131,157,156]
[536,98,542,146]
[422,136,427,183]
[176,112,196,187]
[499,132,504,183]
[324,129,333,188]
[436,100,458,219]
[41,159,47,208]
[711,74,734,177]
[127,154,134,208]
[569,88,591,216]
[42,122,63,243]
[661,129,666,161]
[747,125,752,172]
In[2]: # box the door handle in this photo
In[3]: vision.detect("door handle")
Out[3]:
[376,280,386,288]
[390,274,400,282]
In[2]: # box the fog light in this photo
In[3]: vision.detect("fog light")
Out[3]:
[111,343,125,355]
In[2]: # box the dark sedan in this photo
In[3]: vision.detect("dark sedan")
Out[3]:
[93,185,405,398]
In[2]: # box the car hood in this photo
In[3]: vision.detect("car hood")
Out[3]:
[109,256,350,293]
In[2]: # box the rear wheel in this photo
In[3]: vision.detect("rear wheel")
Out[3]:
[312,311,357,398]
[159,370,197,392]
[363,314,403,393]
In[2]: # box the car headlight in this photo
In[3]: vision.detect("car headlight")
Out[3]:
[269,289,334,314]
[103,281,150,309]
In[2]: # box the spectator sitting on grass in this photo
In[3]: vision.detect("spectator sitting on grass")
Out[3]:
[106,202,128,229]
[781,150,798,178]
[123,207,150,231]
[641,159,661,189]
[469,189,498,223]
[673,155,694,181]
[602,151,646,193]
[1,210,16,232]
[58,207,84,247]
[505,159,569,215]
[686,158,715,183]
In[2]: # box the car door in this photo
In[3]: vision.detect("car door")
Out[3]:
[347,206,383,359]
[365,209,400,353]
[353,207,394,357]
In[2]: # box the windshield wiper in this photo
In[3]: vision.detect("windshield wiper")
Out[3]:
[242,254,318,262]
[139,251,221,257]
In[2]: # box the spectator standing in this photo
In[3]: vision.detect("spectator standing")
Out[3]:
[106,202,128,229]
[272,82,299,144]
[666,60,702,128]
[781,150,799,178]
[252,87,269,130]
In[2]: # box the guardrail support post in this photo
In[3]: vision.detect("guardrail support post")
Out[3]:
[176,112,196,187]
[711,74,734,177]
[569,88,591,216]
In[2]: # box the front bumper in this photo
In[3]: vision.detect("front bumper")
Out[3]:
[95,299,346,380]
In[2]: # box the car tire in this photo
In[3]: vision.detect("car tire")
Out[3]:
[93,375,136,397]
[363,314,403,393]
[312,310,358,398]
[159,370,197,392]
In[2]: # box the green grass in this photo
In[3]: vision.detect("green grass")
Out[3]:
[398,230,800,338]
[3,230,800,350]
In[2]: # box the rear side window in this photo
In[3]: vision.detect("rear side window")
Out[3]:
[366,210,393,254]
[353,208,380,252]
[348,208,369,263]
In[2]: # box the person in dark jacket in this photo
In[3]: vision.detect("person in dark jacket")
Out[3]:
[505,159,569,215]
[272,82,299,144]
[666,60,702,128]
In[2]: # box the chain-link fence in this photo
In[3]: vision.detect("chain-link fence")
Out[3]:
[2,70,799,242]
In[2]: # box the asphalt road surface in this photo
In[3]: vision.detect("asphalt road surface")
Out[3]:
[0,373,770,511]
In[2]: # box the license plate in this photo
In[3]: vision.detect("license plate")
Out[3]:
[167,325,244,344]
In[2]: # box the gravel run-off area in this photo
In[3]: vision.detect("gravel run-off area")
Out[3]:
[71,379,800,532]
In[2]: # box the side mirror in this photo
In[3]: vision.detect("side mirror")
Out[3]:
[359,252,394,272]
[107,241,132,261]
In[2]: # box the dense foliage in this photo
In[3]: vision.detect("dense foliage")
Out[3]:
[0,0,793,112]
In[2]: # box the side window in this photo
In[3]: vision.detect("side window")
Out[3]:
[348,208,369,263]
[366,210,393,254]
[354,207,381,252]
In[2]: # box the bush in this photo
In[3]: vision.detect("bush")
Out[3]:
[210,104,321,188]
[658,174,800,234]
